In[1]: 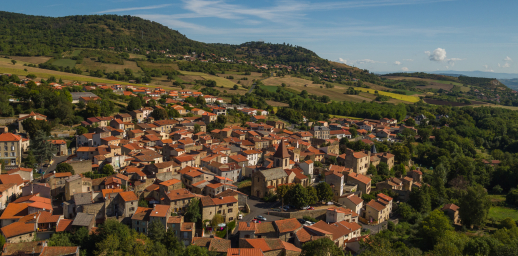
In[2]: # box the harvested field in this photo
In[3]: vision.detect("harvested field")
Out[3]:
[8,56,52,64]
[180,71,237,88]
[266,100,289,107]
[137,61,178,72]
[180,75,205,84]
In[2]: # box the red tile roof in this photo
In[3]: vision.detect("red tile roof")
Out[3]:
[0,133,22,142]
[56,219,73,232]
[274,218,302,233]
[1,221,35,238]
[227,248,265,256]
[118,191,138,202]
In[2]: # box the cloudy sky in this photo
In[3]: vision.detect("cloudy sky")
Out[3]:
[4,0,518,73]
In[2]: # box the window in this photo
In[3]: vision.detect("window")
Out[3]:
[3,153,6,157]
[11,146,14,151]
[10,152,15,157]
[11,159,15,165]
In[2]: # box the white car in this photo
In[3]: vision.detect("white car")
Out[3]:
[238,214,243,220]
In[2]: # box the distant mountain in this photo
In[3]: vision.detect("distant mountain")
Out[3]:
[430,70,518,80]
[0,11,328,67]
[499,79,518,90]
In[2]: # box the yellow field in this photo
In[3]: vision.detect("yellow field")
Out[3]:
[330,114,363,120]
[180,71,237,88]
[353,87,420,103]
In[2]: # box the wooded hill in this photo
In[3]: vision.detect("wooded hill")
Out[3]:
[0,11,328,67]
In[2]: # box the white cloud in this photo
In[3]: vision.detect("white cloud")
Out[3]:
[354,59,386,64]
[424,51,431,56]
[394,61,401,65]
[401,67,409,71]
[504,56,512,61]
[483,65,494,72]
[502,62,511,68]
[97,4,172,14]
[448,57,462,67]
[428,48,447,61]
[445,66,449,69]
[403,59,414,61]
[337,58,347,64]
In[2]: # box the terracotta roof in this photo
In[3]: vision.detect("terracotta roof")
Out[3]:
[132,207,152,221]
[348,172,371,185]
[150,204,170,217]
[1,221,35,238]
[244,239,271,252]
[118,191,138,202]
[343,194,363,205]
[274,218,302,233]
[40,246,79,256]
[200,196,237,207]
[167,216,183,224]
[377,193,393,202]
[0,133,22,142]
[227,248,265,256]
[366,199,385,212]
[0,174,24,186]
[56,219,73,232]
[311,220,352,241]
[166,189,196,201]
[238,221,256,231]
[160,179,181,186]
[7,167,33,174]
[442,203,459,212]
[181,222,195,232]
[0,203,29,220]
[2,241,45,255]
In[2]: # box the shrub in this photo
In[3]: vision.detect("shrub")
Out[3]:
[303,216,318,223]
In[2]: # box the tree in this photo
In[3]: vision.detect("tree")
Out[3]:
[101,164,115,175]
[277,185,289,210]
[23,150,37,169]
[11,60,16,65]
[285,184,309,209]
[419,209,454,249]
[85,102,101,117]
[506,189,518,206]
[500,217,517,229]
[151,108,168,120]
[405,118,416,126]
[30,130,56,165]
[56,162,74,175]
[392,144,411,164]
[0,235,5,250]
[301,237,345,256]
[431,164,447,203]
[22,118,51,138]
[128,97,142,111]
[409,186,431,214]
[76,126,89,136]
[193,124,201,134]
[377,162,390,176]
[233,84,238,90]
[211,214,225,227]
[148,220,166,242]
[315,182,333,203]
[306,186,319,205]
[138,199,148,207]
[321,95,331,103]
[163,229,184,253]
[459,184,491,228]
[184,198,201,223]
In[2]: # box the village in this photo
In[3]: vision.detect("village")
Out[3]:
[0,81,462,256]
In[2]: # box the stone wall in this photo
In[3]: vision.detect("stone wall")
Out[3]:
[268,208,328,220]
[0,117,17,126]
[68,160,92,175]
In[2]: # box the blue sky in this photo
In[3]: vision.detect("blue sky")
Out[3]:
[4,0,518,73]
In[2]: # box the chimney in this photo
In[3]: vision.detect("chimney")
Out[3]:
[247,222,250,227]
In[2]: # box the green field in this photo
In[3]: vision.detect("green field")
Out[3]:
[261,85,278,93]
[52,59,77,67]
[489,206,518,220]
[71,50,81,57]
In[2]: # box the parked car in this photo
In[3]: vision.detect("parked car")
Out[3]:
[301,206,310,210]
[256,215,267,221]
[308,207,315,210]
[271,208,281,212]
[297,219,306,224]
[238,214,243,220]
[327,202,334,205]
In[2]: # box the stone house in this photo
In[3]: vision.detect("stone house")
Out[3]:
[442,203,461,225]
[238,221,277,239]
[342,149,370,175]
[7,167,33,182]
[347,172,371,195]
[42,172,72,197]
[64,175,92,201]
[0,133,23,167]
[311,126,330,140]
[364,193,393,224]
[201,196,238,223]
[162,188,196,214]
[338,194,364,216]
[326,207,359,223]
[273,218,303,242]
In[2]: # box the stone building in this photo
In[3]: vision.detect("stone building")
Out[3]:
[201,196,238,223]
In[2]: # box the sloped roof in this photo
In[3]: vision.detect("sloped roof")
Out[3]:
[260,167,287,181]
[1,221,35,238]
[274,218,302,233]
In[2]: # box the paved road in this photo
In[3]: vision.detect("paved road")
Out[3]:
[359,218,395,234]
[42,155,69,175]
[247,83,257,94]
